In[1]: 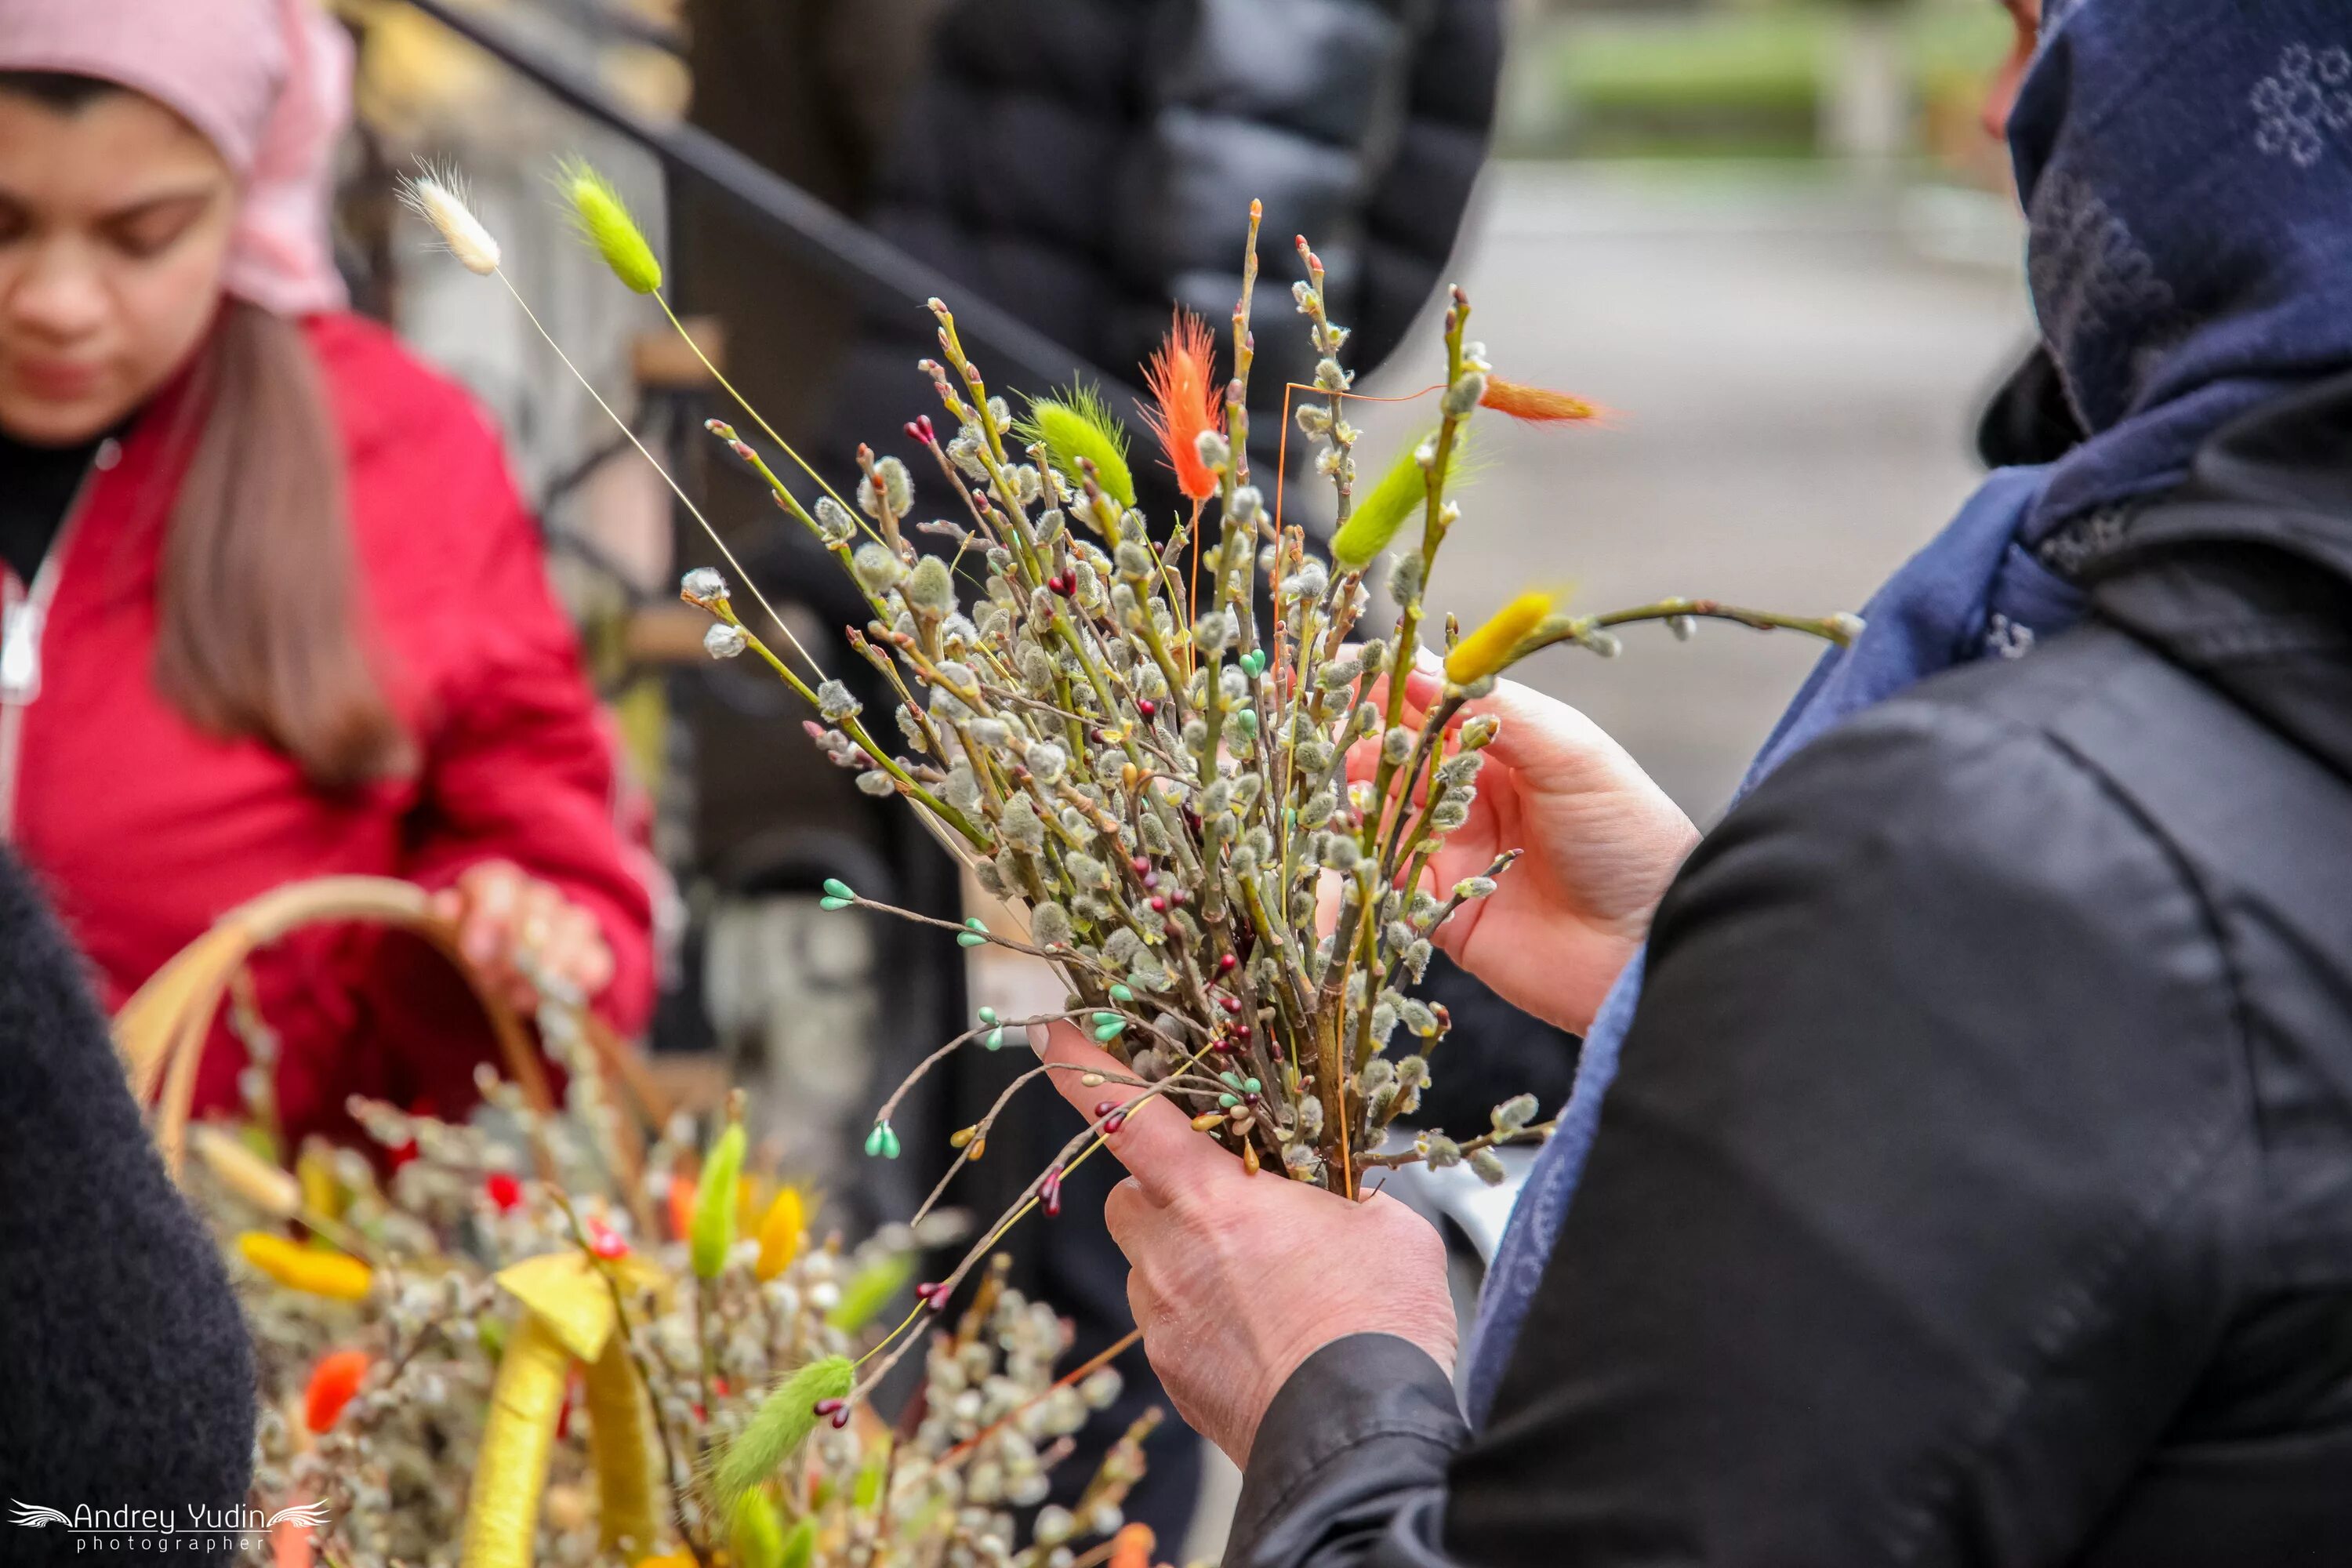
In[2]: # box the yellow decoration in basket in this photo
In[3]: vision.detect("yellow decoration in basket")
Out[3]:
[460,1249,669,1568]
[236,1232,372,1302]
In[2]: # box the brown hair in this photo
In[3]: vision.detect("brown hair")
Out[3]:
[153,300,414,788]
[0,67,410,787]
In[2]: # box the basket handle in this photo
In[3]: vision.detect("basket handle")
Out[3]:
[113,876,664,1198]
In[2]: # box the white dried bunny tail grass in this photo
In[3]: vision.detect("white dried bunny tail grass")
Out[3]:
[397,165,501,275]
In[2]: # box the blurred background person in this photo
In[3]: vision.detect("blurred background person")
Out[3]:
[0,0,655,1152]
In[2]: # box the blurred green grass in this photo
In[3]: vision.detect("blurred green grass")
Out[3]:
[1504,2,2015,160]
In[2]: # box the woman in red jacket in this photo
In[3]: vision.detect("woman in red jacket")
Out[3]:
[0,0,655,1149]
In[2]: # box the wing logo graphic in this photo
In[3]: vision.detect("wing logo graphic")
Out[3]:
[266,1501,333,1529]
[8,1502,74,1528]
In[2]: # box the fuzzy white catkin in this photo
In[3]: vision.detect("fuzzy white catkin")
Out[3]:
[401,173,500,275]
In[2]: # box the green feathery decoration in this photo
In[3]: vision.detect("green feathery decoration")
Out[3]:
[690,1118,747,1279]
[1331,428,1466,572]
[560,158,662,295]
[731,1489,786,1568]
[826,1250,916,1333]
[1018,387,1136,510]
[706,1356,854,1519]
[779,1516,817,1568]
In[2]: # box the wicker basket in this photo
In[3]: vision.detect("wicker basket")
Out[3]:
[111,874,665,1189]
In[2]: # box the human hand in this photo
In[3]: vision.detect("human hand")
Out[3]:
[1352,658,1696,1035]
[427,860,615,1015]
[1041,1025,1457,1468]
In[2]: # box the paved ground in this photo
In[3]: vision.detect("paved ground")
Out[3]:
[1340,161,2033,820]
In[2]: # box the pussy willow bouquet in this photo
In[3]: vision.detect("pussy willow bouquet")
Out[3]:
[401,160,1857,1423]
[189,985,1166,1568]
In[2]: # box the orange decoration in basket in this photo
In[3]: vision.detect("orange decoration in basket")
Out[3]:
[305,1348,373,1432]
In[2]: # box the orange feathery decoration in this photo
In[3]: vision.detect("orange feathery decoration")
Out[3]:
[1108,1522,1157,1568]
[303,1348,372,1433]
[1479,377,1602,424]
[1142,310,1225,503]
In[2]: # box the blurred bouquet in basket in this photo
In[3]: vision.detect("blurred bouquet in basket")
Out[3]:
[187,997,1170,1568]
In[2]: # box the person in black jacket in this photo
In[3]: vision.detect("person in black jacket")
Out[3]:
[0,849,256,1565]
[686,2,1522,1547]
[1036,0,2352,1562]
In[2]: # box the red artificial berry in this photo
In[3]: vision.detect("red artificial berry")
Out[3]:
[691,1402,707,1423]
[1169,889,1189,906]
[1051,573,1075,597]
[484,1171,524,1214]
[1040,1169,1063,1216]
[831,1407,853,1428]
[586,1220,629,1260]
[1233,1024,1252,1041]
[1131,855,1152,877]
[714,1377,731,1396]
[1149,895,1167,913]
[1142,870,1160,890]
[1136,699,1157,718]
[1221,994,1243,1015]
[813,1397,847,1417]
[915,414,936,442]
[1218,953,1239,974]
[1210,1036,1236,1054]
[1094,1099,1121,1120]
[1105,1112,1127,1134]
[387,1138,419,1171]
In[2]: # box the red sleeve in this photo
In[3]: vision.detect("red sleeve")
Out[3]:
[406,465,658,1018]
[368,423,659,1118]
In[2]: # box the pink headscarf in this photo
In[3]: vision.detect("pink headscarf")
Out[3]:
[0,0,352,317]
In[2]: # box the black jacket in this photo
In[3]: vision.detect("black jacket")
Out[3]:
[0,852,255,1563]
[1227,373,2352,1566]
[827,0,1504,494]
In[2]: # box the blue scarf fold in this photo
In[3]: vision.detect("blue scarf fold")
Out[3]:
[1462,0,2352,1425]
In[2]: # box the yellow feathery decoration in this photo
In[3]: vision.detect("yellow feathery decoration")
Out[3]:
[296,1145,344,1221]
[561,158,662,295]
[1444,590,1558,686]
[753,1186,807,1282]
[461,1312,569,1568]
[191,1127,299,1218]
[236,1232,372,1302]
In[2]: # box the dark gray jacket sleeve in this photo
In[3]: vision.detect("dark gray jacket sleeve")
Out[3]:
[1227,696,2251,1566]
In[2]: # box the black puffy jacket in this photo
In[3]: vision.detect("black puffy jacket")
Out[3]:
[828,0,1504,495]
[1225,374,2352,1565]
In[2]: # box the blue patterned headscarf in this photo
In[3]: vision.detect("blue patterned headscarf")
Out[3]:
[1463,0,2352,1425]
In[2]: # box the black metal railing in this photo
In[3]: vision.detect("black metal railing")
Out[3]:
[399,0,1147,423]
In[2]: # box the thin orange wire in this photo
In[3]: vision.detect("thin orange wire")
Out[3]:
[1272,381,1447,538]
